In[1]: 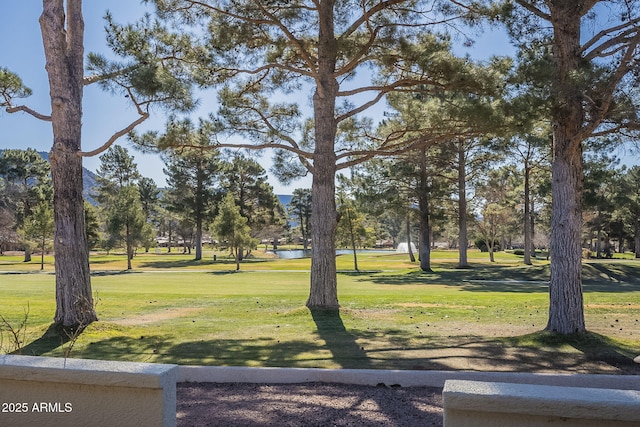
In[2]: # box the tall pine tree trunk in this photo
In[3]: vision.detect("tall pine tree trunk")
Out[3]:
[546,3,585,334]
[24,247,32,263]
[195,217,203,261]
[406,212,416,263]
[42,0,97,328]
[126,224,132,270]
[457,141,469,268]
[523,161,532,265]
[307,0,339,309]
[346,207,359,272]
[418,150,432,272]
[40,234,46,270]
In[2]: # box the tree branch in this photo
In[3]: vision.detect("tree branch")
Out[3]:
[513,0,550,21]
[582,28,640,61]
[338,0,406,41]
[580,17,640,58]
[78,112,150,157]
[78,88,149,157]
[83,64,140,86]
[251,0,319,75]
[578,35,640,140]
[5,105,52,121]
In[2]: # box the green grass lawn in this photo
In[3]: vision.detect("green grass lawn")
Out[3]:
[1,250,639,374]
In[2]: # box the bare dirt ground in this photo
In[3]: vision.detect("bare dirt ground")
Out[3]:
[177,382,444,427]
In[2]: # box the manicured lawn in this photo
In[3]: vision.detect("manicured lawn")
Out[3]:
[1,250,638,373]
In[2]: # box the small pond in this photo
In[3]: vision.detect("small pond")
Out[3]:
[267,249,394,259]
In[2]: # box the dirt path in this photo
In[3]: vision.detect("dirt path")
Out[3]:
[111,307,204,325]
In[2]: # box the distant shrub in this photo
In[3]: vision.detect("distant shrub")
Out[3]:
[582,249,592,259]
[513,249,525,256]
[474,238,501,253]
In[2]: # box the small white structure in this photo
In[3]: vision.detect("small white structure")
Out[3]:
[396,242,417,253]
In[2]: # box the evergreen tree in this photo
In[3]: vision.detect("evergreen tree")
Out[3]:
[288,188,312,250]
[583,153,620,258]
[23,202,54,270]
[0,148,52,262]
[474,166,520,262]
[502,0,640,334]
[84,201,101,251]
[138,177,161,252]
[95,146,151,269]
[213,193,255,270]
[221,152,286,254]
[617,166,640,258]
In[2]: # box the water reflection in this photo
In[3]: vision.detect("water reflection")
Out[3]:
[267,249,392,259]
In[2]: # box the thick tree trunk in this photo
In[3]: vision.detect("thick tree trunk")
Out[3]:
[307,0,339,309]
[523,162,532,265]
[308,162,338,308]
[42,0,97,328]
[195,217,203,261]
[457,141,469,268]
[419,216,431,272]
[418,150,432,272]
[546,4,585,334]
[24,248,32,263]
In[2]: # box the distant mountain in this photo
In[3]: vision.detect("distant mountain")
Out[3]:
[36,151,99,205]
[3,149,295,209]
[0,149,99,204]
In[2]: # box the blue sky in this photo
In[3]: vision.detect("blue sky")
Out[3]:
[1,2,520,194]
[0,2,177,188]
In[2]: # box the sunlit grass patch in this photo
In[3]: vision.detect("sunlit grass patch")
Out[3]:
[0,253,638,373]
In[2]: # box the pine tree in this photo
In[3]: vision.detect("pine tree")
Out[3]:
[213,193,255,270]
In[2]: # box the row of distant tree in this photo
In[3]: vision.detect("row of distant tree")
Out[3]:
[93,145,289,270]
[2,144,639,272]
[0,146,288,270]
[343,141,640,269]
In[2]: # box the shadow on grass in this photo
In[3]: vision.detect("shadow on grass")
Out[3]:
[17,323,84,356]
[69,325,640,375]
[138,259,218,269]
[309,308,373,369]
[91,270,144,276]
[583,263,640,292]
[363,266,550,293]
[138,258,268,270]
[338,271,384,276]
[362,262,640,293]
[510,331,640,373]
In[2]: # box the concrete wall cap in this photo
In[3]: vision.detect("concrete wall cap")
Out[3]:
[443,380,640,422]
[0,355,178,389]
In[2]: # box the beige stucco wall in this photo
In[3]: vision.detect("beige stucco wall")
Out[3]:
[0,355,177,427]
